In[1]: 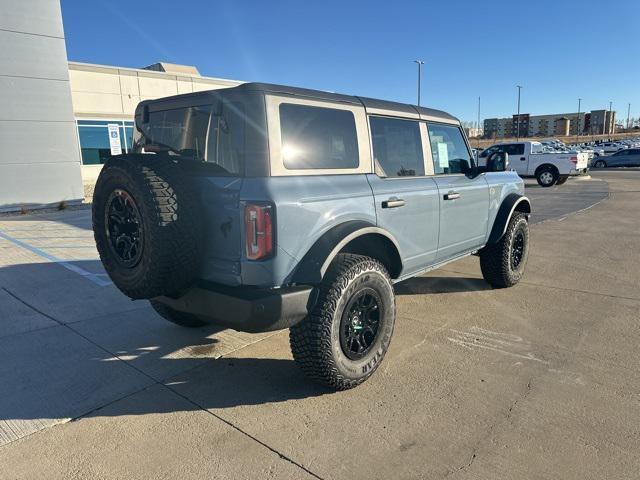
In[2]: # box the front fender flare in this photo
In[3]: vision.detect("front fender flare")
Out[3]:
[288,220,402,285]
[487,194,531,244]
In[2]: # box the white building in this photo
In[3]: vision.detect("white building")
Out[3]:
[0,0,243,211]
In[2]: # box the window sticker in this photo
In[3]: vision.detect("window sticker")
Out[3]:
[437,142,449,168]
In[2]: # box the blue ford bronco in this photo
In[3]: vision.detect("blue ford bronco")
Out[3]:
[92,83,531,390]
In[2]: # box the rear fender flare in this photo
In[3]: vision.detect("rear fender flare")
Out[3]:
[487,194,531,244]
[289,221,403,285]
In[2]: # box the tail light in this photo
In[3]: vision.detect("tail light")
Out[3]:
[570,156,578,164]
[245,203,274,260]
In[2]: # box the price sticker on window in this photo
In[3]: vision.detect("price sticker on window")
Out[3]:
[437,142,449,168]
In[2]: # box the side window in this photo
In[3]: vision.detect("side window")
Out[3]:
[504,144,525,156]
[369,117,424,177]
[427,123,472,174]
[207,98,247,175]
[279,103,359,169]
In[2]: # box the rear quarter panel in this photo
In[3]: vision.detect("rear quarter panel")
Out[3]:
[239,175,376,287]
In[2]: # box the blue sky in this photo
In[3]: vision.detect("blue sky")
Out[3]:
[61,0,640,123]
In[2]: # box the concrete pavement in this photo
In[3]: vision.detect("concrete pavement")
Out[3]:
[0,172,639,479]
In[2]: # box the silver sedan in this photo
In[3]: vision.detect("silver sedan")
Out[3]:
[593,148,640,168]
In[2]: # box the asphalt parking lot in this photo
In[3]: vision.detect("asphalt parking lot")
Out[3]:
[1,171,639,479]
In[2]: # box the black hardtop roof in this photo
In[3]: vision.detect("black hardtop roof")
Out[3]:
[238,82,458,121]
[139,82,458,122]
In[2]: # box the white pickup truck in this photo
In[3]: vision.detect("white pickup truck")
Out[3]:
[478,141,589,187]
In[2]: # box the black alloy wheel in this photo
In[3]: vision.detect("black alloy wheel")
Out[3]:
[339,288,382,360]
[105,188,144,268]
[511,229,525,270]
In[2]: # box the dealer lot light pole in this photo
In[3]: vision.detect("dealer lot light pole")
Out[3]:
[576,98,581,142]
[414,60,424,106]
[516,85,523,140]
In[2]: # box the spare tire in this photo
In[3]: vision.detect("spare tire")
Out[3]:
[92,154,203,299]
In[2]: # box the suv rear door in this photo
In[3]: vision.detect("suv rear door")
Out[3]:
[367,116,440,275]
[425,123,490,261]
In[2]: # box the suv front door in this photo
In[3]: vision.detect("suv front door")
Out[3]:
[367,116,440,276]
[426,123,490,261]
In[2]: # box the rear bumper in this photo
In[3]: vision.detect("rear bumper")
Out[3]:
[154,283,313,333]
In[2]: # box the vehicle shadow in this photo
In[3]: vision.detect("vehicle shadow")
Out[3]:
[0,259,330,439]
[395,275,491,295]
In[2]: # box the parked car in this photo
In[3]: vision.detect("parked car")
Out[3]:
[593,148,640,168]
[478,141,589,186]
[91,82,531,390]
[599,142,627,154]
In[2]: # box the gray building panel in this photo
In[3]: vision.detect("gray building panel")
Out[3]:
[0,121,81,165]
[0,30,70,80]
[0,76,76,121]
[0,0,82,211]
[0,162,83,211]
[0,0,65,38]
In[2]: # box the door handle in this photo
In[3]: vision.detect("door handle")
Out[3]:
[381,198,405,208]
[443,191,461,200]
[520,157,526,161]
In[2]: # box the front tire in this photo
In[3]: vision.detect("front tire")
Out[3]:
[594,160,607,168]
[480,213,529,288]
[536,166,558,187]
[290,254,395,390]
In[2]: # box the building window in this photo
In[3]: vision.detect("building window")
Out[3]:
[77,120,134,165]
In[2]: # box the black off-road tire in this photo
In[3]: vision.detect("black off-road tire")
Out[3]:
[555,176,569,185]
[480,213,529,288]
[150,300,207,328]
[536,166,559,187]
[92,155,203,299]
[290,254,395,390]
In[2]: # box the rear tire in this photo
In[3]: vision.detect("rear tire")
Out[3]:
[150,300,207,328]
[92,155,203,299]
[555,176,569,185]
[480,213,529,288]
[536,166,559,187]
[290,254,395,390]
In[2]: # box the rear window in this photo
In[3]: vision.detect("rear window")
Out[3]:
[133,92,266,176]
[137,106,211,160]
[279,104,359,170]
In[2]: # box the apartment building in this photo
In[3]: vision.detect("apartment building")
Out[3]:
[484,109,617,138]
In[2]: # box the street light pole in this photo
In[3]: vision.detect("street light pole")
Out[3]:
[516,85,523,140]
[627,103,631,131]
[477,96,481,148]
[609,101,613,136]
[413,60,424,106]
[576,98,581,143]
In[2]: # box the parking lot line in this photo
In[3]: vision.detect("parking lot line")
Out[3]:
[0,229,111,287]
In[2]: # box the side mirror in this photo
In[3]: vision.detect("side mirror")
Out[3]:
[487,152,509,172]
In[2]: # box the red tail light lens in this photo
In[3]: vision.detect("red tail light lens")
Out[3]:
[570,156,578,164]
[245,203,273,260]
